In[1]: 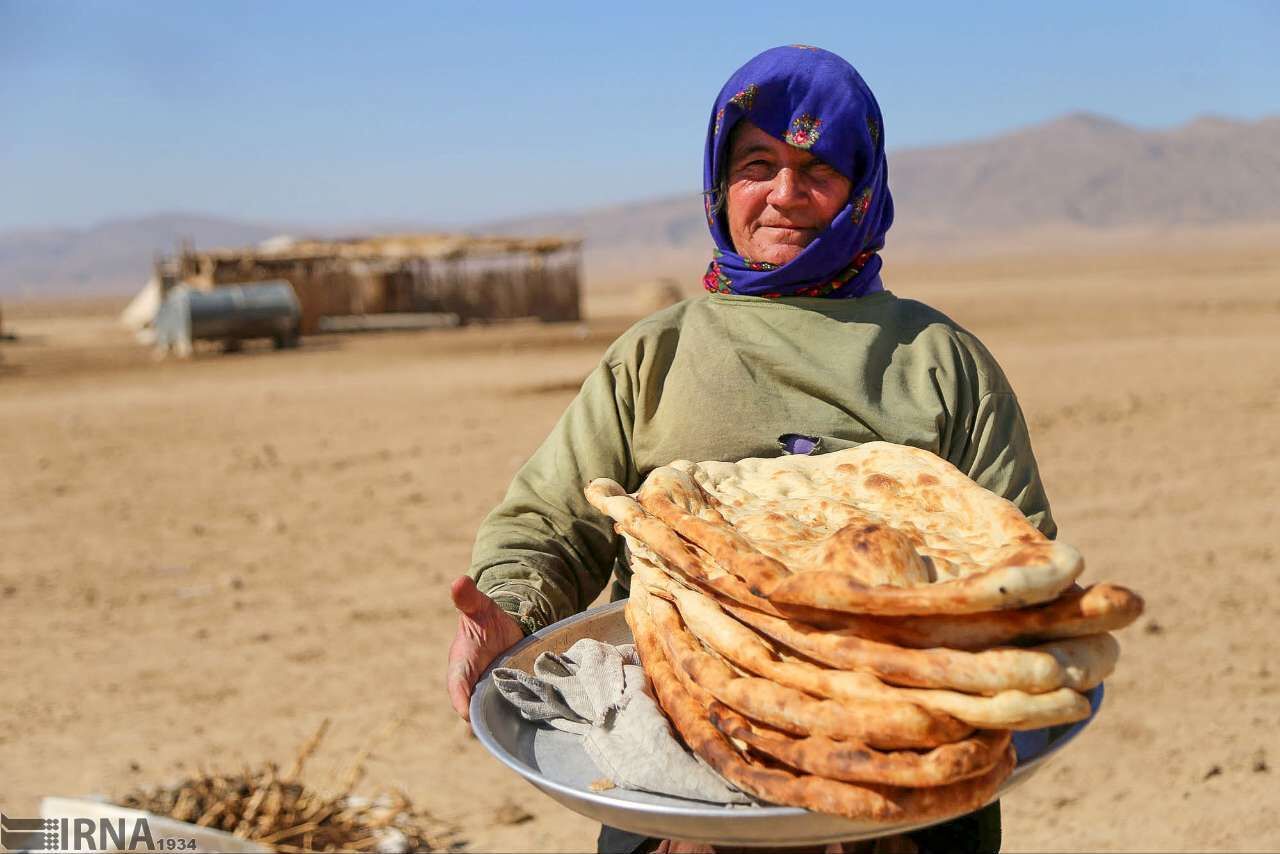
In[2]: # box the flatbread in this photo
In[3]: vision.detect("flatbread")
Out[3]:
[610,503,1140,652]
[587,478,754,604]
[637,575,974,749]
[863,584,1143,650]
[1038,632,1119,692]
[633,558,1092,729]
[626,584,1015,822]
[607,536,1078,696]
[708,701,1012,788]
[598,501,1112,697]
[620,515,1140,650]
[601,441,1084,615]
[719,592,1114,695]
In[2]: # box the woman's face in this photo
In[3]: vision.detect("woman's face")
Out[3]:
[725,121,852,266]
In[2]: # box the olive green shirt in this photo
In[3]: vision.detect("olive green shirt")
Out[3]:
[469,291,1055,635]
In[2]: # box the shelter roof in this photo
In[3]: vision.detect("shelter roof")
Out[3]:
[183,233,581,265]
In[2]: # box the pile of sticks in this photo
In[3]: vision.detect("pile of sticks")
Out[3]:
[115,721,457,853]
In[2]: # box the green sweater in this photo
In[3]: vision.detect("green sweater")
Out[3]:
[469,291,1056,635]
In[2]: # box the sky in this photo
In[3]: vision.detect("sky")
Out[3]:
[1,0,1277,232]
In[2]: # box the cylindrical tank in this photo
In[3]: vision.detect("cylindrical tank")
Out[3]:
[187,282,301,342]
[154,281,301,356]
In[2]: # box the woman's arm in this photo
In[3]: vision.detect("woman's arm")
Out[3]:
[948,389,1057,539]
[468,358,640,634]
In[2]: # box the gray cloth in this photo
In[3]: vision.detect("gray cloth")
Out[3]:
[492,638,750,804]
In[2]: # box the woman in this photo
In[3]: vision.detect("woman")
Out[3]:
[447,45,1052,854]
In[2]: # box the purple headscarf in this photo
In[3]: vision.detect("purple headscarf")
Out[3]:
[702,46,894,299]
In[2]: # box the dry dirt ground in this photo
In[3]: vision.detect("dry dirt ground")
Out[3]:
[2,242,1279,852]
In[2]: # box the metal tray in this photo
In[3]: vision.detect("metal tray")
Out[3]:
[470,600,1103,847]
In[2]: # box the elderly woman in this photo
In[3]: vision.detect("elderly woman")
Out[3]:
[447,46,1051,854]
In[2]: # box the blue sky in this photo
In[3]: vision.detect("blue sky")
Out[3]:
[1,0,1276,231]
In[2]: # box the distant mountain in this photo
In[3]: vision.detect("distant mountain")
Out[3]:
[484,194,710,254]
[494,112,1280,249]
[3,113,1278,297]
[889,112,1280,233]
[0,214,282,298]
[490,111,1280,289]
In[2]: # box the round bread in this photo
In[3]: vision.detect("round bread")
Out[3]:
[625,584,1016,823]
[638,575,975,749]
[708,701,1012,788]
[590,440,1085,616]
[633,558,1093,729]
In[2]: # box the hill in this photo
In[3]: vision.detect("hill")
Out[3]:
[3,113,1278,297]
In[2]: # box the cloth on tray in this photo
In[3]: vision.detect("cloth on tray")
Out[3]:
[492,637,750,804]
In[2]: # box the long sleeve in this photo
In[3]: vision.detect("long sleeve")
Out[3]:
[468,359,640,634]
[950,390,1058,539]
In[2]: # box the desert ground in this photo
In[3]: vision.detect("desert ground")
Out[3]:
[2,240,1279,852]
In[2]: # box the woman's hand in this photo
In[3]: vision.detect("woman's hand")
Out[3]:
[446,576,526,722]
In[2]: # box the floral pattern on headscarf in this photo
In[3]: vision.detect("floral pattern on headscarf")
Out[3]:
[702,259,734,293]
[784,113,823,149]
[702,45,894,300]
[714,84,760,137]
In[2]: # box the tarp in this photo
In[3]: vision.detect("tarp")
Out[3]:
[120,275,161,332]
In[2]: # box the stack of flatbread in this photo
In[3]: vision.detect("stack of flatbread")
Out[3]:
[584,441,1144,825]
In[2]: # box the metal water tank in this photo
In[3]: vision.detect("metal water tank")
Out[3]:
[154,281,302,357]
